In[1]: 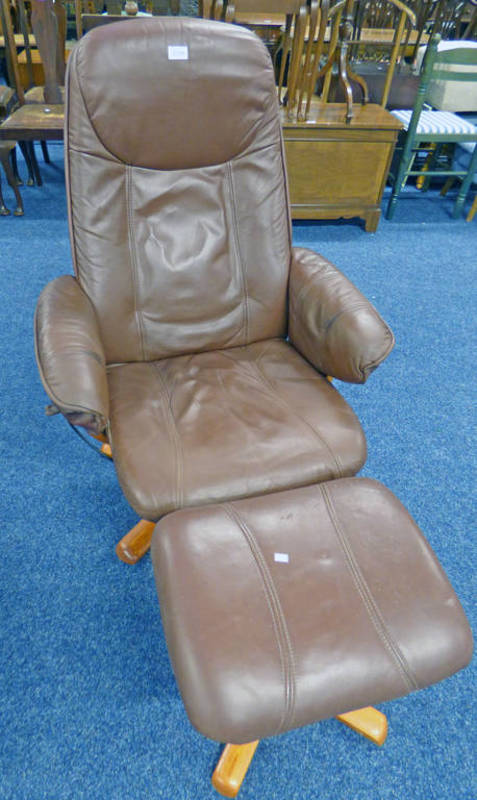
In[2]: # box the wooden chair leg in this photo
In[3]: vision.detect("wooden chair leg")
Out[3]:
[26,142,42,186]
[336,706,388,746]
[18,142,35,186]
[440,176,455,197]
[10,146,22,185]
[0,173,8,216]
[466,194,477,222]
[416,143,436,190]
[453,146,477,219]
[212,741,259,798]
[0,146,24,215]
[116,519,156,564]
[40,140,50,163]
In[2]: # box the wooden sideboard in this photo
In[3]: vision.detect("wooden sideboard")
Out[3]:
[282,103,402,232]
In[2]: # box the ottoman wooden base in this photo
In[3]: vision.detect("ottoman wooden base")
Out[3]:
[151,478,472,796]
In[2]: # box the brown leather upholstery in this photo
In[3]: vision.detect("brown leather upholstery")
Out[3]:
[107,340,366,519]
[152,479,473,744]
[35,18,394,521]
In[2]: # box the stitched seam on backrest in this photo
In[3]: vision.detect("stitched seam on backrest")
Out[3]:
[320,484,420,692]
[227,161,249,344]
[126,165,147,361]
[151,363,184,509]
[223,503,297,735]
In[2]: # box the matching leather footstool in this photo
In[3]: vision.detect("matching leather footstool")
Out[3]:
[151,478,472,796]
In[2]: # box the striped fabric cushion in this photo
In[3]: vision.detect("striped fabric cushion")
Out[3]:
[391,109,477,136]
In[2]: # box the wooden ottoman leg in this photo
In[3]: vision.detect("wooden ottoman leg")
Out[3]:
[116,519,156,564]
[336,706,388,746]
[212,741,259,798]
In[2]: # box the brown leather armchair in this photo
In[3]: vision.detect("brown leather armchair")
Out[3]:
[34,17,394,564]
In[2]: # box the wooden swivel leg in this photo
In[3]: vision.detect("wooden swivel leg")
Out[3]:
[336,706,388,746]
[116,519,156,564]
[89,432,112,458]
[212,741,259,798]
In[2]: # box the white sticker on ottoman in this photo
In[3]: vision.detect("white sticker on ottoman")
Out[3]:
[274,552,289,563]
[168,45,189,60]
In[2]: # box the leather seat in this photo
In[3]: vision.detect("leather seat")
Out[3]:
[108,339,366,519]
[34,17,393,549]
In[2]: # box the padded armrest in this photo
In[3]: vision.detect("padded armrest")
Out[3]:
[34,275,109,434]
[288,247,395,383]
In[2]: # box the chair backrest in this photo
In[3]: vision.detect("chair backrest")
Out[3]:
[429,0,473,40]
[198,0,329,120]
[65,18,292,365]
[423,38,477,111]
[407,34,477,125]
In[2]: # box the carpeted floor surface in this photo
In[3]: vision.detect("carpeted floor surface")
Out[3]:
[0,143,475,800]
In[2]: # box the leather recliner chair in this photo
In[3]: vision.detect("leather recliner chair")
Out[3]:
[33,18,473,798]
[35,17,395,565]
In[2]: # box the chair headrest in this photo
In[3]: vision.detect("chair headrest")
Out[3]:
[67,17,279,170]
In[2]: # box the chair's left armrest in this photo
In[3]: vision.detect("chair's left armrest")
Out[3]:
[34,275,109,434]
[288,247,395,383]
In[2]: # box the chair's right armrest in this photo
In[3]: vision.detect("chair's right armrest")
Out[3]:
[34,275,109,435]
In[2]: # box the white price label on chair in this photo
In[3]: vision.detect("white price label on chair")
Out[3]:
[168,45,189,60]
[274,552,289,563]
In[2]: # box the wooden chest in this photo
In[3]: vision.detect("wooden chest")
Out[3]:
[282,103,402,232]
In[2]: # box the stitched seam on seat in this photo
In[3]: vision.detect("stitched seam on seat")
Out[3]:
[320,484,419,692]
[223,503,297,735]
[126,165,147,361]
[253,342,344,477]
[226,161,249,344]
[150,363,184,509]
[218,342,344,477]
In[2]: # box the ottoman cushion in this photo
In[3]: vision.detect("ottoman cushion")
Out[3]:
[151,478,472,744]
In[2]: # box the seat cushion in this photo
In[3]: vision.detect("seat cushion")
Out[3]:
[107,339,366,519]
[152,478,473,743]
[391,108,477,136]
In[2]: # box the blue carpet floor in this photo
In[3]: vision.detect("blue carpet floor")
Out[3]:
[0,143,475,800]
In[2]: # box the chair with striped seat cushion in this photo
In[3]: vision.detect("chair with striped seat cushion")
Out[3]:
[386,36,477,220]
[390,109,477,137]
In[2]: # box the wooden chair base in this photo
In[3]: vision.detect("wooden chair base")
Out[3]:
[89,434,153,563]
[336,706,388,746]
[100,442,112,458]
[115,519,156,564]
[211,708,387,796]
